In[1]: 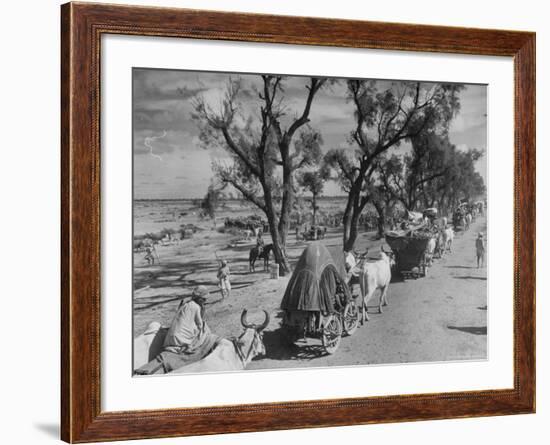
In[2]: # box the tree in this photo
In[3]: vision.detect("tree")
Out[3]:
[439,147,485,212]
[378,141,485,218]
[297,163,330,226]
[378,132,454,212]
[191,76,328,275]
[199,181,224,221]
[324,80,464,251]
[368,178,397,238]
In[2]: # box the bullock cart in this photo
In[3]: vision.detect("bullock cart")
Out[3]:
[280,243,359,354]
[385,230,435,279]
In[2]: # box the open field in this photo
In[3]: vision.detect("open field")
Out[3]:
[133,199,487,370]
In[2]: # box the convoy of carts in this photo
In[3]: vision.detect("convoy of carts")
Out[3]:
[280,220,440,354]
[281,203,481,355]
[279,227,438,354]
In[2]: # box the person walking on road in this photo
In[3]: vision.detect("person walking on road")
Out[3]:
[476,232,486,268]
[217,260,231,299]
[144,243,159,265]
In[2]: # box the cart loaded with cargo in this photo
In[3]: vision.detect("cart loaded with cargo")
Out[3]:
[385,223,438,279]
[280,243,359,354]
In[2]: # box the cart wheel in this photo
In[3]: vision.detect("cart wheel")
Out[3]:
[322,315,342,354]
[342,301,359,336]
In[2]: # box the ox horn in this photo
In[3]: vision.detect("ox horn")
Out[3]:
[257,310,270,332]
[241,309,253,329]
[240,309,270,331]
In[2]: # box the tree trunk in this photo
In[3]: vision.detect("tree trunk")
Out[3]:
[344,194,367,251]
[373,200,386,239]
[262,181,291,276]
[276,143,292,274]
[312,193,317,226]
[271,229,290,275]
[265,210,290,276]
[438,193,447,218]
[342,180,372,251]
[344,210,361,251]
[342,191,355,250]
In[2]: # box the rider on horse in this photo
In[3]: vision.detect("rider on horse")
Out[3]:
[256,229,264,255]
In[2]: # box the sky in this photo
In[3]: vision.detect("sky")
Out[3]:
[133,68,487,199]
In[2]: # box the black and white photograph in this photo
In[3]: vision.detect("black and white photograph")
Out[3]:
[132,68,488,376]
[1,0,544,443]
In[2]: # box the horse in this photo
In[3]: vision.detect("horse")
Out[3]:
[249,243,273,272]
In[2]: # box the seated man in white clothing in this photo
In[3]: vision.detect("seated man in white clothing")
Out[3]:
[134,286,218,375]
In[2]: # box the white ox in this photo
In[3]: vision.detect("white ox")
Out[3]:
[465,213,472,230]
[434,230,446,258]
[357,248,395,323]
[133,310,269,374]
[425,237,436,266]
[442,227,454,252]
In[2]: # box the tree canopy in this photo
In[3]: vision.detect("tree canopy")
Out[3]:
[191,75,329,274]
[324,80,465,250]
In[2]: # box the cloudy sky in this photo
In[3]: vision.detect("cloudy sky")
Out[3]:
[133,68,486,199]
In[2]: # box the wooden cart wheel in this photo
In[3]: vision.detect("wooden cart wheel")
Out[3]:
[322,314,342,354]
[342,301,359,336]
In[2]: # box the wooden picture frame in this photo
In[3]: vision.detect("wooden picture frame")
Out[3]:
[61,2,535,442]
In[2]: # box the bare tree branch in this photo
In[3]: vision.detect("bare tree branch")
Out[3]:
[218,171,267,213]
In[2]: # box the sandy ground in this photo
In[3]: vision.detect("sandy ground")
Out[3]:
[133,213,487,369]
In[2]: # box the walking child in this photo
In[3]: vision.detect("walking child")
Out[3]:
[217,260,231,299]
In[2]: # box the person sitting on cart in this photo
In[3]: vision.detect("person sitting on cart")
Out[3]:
[134,286,218,375]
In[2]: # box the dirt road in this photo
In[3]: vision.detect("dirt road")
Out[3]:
[134,216,487,369]
[251,217,487,369]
